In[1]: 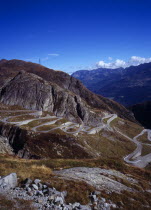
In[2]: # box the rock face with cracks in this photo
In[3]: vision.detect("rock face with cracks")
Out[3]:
[0,173,17,189]
[0,59,136,124]
[0,71,101,126]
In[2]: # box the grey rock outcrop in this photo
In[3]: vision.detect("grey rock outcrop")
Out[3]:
[0,173,17,189]
[0,59,136,123]
[0,121,92,159]
[54,167,135,193]
[0,135,13,154]
[0,71,101,126]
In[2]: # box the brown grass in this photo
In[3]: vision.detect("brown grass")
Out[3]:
[1,154,151,181]
[101,190,151,210]
[111,117,143,138]
[36,124,57,131]
[0,154,96,204]
[0,112,32,119]
[1,154,151,205]
[0,155,53,181]
[141,144,151,156]
[0,103,26,111]
[0,194,35,210]
[8,115,36,122]
[48,178,95,204]
[103,117,110,123]
[138,132,151,144]
[21,118,57,129]
[55,118,67,125]
[77,129,136,159]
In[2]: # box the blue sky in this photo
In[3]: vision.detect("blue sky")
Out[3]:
[0,0,151,73]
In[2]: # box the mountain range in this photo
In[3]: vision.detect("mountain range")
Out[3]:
[72,62,151,106]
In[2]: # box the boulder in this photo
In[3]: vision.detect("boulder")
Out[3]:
[0,173,17,189]
[32,184,38,190]
[55,196,64,205]
[34,179,41,185]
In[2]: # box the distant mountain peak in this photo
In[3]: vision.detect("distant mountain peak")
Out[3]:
[72,62,151,106]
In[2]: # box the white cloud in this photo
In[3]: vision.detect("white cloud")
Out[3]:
[97,59,127,69]
[97,56,151,69]
[48,53,60,56]
[130,56,151,65]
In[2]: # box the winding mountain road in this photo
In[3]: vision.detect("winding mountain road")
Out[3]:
[0,110,150,168]
[0,110,117,135]
[120,129,151,168]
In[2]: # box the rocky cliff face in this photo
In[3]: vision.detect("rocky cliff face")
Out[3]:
[0,71,101,126]
[0,121,92,159]
[0,59,135,123]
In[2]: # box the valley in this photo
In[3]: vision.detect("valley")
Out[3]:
[0,106,151,169]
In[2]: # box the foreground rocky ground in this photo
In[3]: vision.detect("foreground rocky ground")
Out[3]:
[55,167,137,193]
[1,154,151,209]
[0,173,116,209]
[0,105,151,209]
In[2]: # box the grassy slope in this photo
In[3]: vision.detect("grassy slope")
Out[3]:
[77,131,136,158]
[111,117,151,158]
[0,194,35,210]
[110,117,143,138]
[0,154,151,208]
[0,104,151,208]
[1,105,150,160]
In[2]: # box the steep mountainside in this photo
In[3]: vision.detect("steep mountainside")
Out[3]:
[72,62,151,106]
[0,71,101,126]
[129,101,151,129]
[0,103,147,163]
[0,59,135,123]
[0,60,150,170]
